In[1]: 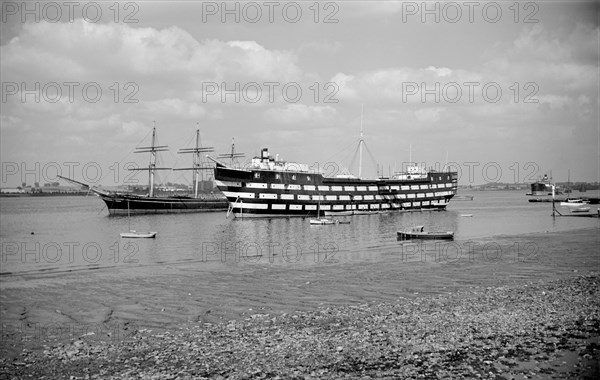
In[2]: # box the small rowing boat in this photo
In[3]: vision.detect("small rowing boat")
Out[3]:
[120,201,157,238]
[309,218,338,225]
[397,226,454,240]
[120,230,157,238]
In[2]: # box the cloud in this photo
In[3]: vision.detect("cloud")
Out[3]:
[1,20,303,85]
[263,104,337,127]
[0,20,306,152]
[512,25,572,62]
[0,115,22,131]
[330,72,357,101]
[482,23,599,93]
[330,67,484,105]
[426,66,452,77]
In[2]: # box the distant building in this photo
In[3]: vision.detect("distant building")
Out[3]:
[0,188,26,194]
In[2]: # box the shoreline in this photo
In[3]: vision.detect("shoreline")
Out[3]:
[1,227,599,377]
[1,274,598,378]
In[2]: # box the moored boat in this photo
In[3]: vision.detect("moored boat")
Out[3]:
[211,147,458,218]
[60,126,228,215]
[120,230,157,238]
[560,198,589,207]
[529,198,564,203]
[309,218,339,225]
[97,193,227,215]
[453,195,474,201]
[397,226,454,240]
[571,207,591,213]
[120,201,157,238]
[529,177,553,196]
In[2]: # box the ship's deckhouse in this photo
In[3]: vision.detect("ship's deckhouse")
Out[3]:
[213,148,457,217]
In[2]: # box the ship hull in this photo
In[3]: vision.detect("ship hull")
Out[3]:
[99,194,228,215]
[214,166,457,218]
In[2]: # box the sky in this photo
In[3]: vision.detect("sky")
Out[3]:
[1,0,598,188]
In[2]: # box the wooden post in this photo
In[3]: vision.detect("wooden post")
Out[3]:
[551,184,556,217]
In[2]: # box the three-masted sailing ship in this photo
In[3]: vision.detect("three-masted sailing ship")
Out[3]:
[60,126,228,215]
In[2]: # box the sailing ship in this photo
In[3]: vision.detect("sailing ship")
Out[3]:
[60,126,228,215]
[210,128,458,218]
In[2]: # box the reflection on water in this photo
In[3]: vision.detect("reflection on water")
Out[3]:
[0,191,598,274]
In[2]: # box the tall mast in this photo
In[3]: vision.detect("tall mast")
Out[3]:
[193,128,200,198]
[358,104,364,178]
[175,123,214,198]
[149,124,157,197]
[217,137,245,166]
[132,121,169,197]
[443,150,448,172]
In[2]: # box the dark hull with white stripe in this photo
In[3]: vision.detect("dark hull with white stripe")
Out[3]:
[214,165,457,218]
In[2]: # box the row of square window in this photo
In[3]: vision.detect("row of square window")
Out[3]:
[257,191,454,200]
[247,183,455,191]
[265,200,448,211]
[253,172,451,182]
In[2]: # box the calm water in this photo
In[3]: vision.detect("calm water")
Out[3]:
[1,191,598,275]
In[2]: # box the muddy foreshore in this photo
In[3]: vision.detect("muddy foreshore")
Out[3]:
[1,228,599,379]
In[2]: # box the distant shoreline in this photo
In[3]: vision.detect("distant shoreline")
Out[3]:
[0,192,223,198]
[0,192,90,197]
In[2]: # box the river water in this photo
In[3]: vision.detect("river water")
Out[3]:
[1,190,598,275]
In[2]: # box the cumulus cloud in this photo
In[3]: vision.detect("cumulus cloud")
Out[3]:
[1,20,303,84]
[0,20,305,133]
[330,67,484,105]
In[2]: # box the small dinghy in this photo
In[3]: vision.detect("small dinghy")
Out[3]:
[397,226,454,240]
[571,207,591,213]
[120,230,157,238]
[310,218,339,225]
[310,197,350,225]
[120,201,157,238]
